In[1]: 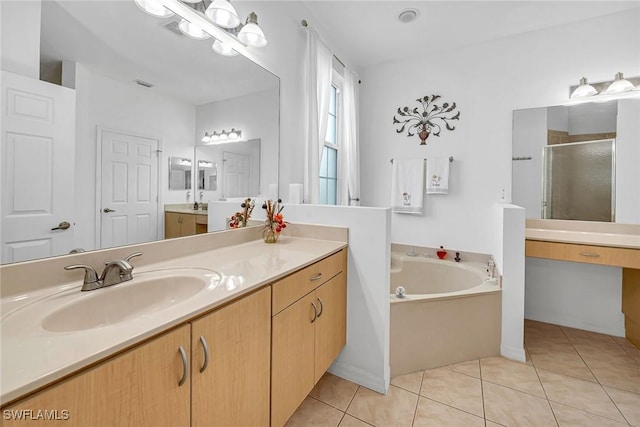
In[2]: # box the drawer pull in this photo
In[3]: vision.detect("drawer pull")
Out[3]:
[178,346,188,386]
[310,273,323,281]
[199,336,210,373]
[311,301,318,323]
[579,252,600,258]
[317,297,324,318]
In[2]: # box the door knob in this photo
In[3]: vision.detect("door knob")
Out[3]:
[51,221,71,231]
[103,208,116,213]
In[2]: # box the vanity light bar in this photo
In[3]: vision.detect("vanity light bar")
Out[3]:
[157,0,247,54]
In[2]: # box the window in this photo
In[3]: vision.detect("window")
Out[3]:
[319,83,339,205]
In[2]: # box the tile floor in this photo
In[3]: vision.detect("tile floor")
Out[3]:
[285,320,640,427]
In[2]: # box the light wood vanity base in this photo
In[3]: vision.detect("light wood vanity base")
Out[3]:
[622,268,640,348]
[526,240,640,349]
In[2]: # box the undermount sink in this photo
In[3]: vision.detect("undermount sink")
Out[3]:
[41,269,219,333]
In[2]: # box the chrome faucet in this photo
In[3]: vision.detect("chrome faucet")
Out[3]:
[487,259,497,279]
[65,252,142,291]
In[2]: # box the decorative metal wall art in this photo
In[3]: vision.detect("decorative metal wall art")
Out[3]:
[393,95,460,145]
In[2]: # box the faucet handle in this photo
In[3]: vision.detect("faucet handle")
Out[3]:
[125,252,143,263]
[64,264,100,289]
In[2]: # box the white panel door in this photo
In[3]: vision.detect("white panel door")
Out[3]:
[223,152,249,198]
[1,71,76,263]
[100,130,159,248]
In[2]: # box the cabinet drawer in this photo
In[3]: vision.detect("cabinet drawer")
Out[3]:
[526,240,640,269]
[196,214,208,225]
[272,248,346,315]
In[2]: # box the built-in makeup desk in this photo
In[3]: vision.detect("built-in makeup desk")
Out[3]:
[524,220,640,348]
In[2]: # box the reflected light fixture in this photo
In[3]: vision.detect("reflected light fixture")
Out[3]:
[238,12,267,47]
[605,72,635,94]
[178,19,211,39]
[134,0,268,57]
[570,77,597,99]
[134,0,174,17]
[212,39,238,56]
[202,128,243,144]
[205,0,241,29]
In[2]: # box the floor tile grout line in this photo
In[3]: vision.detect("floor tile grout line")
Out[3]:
[558,325,602,385]
[478,359,487,423]
[417,395,486,423]
[343,385,360,415]
[546,397,632,426]
[409,371,425,427]
[600,385,634,426]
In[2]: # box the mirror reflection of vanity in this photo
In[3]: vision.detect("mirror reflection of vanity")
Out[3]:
[0,0,279,264]
[513,97,640,348]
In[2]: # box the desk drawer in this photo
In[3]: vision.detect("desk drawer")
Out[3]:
[272,248,346,315]
[526,240,640,269]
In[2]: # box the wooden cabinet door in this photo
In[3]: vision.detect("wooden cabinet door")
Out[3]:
[3,325,191,427]
[191,287,271,427]
[314,272,347,381]
[164,212,182,239]
[271,292,317,427]
[180,214,196,237]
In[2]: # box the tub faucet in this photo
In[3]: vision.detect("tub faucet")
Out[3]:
[454,252,461,262]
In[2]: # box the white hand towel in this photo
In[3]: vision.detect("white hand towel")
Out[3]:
[426,157,450,194]
[390,158,424,214]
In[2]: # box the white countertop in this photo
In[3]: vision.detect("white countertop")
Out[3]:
[0,236,346,405]
[525,219,640,249]
[164,207,207,215]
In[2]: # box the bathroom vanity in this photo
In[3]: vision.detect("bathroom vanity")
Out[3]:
[525,220,640,348]
[0,227,347,426]
[164,205,209,238]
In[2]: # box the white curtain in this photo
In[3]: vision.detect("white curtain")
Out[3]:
[340,68,360,206]
[303,27,333,204]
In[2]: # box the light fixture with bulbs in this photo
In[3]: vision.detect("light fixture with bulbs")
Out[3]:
[201,128,243,144]
[135,0,267,57]
[569,72,640,102]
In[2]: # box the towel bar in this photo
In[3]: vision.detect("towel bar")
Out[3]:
[390,156,454,164]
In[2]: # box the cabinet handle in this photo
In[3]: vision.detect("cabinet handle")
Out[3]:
[199,336,209,373]
[311,301,318,323]
[310,273,323,281]
[316,297,324,318]
[178,346,188,386]
[579,252,600,258]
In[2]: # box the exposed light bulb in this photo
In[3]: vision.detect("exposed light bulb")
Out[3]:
[219,132,229,141]
[205,0,241,29]
[133,0,174,18]
[201,132,211,143]
[212,39,238,56]
[570,77,598,99]
[178,19,211,40]
[210,133,220,142]
[228,129,238,139]
[605,72,635,94]
[238,12,267,47]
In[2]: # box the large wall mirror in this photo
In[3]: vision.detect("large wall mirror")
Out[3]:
[0,0,279,264]
[512,98,640,224]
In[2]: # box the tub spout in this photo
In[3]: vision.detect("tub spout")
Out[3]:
[395,286,406,298]
[454,252,461,262]
[487,259,496,278]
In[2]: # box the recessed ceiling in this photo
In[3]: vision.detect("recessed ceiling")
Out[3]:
[301,1,640,69]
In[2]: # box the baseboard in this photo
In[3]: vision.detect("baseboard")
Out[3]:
[328,361,389,395]
[525,312,625,337]
[500,344,526,363]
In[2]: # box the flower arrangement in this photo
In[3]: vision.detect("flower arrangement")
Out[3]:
[262,198,286,243]
[228,198,255,228]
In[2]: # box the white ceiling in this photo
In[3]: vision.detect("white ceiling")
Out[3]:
[300,1,640,69]
[40,1,278,106]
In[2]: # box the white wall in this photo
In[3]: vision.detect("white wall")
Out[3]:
[493,204,526,361]
[525,258,624,336]
[74,66,196,251]
[195,88,279,201]
[616,99,640,224]
[208,201,392,393]
[359,9,640,254]
[512,108,546,218]
[0,1,41,80]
